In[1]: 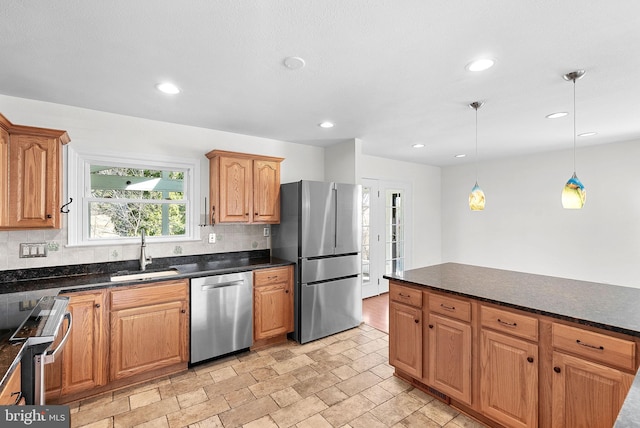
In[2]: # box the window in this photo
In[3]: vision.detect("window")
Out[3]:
[68,149,199,246]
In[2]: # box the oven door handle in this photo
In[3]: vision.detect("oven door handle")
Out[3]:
[43,311,72,365]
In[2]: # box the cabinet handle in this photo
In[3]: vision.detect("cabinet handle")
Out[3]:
[414,319,419,324]
[553,366,561,373]
[497,318,517,327]
[398,293,411,298]
[46,214,52,219]
[285,290,289,294]
[527,356,534,363]
[440,303,455,311]
[428,324,434,329]
[11,391,23,405]
[95,303,101,308]
[267,276,279,280]
[181,309,186,313]
[255,212,258,215]
[576,339,604,351]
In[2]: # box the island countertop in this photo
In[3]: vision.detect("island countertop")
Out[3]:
[384,262,640,337]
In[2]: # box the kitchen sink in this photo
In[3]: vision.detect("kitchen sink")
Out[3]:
[110,268,180,282]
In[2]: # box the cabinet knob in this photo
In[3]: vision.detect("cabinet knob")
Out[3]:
[285,290,289,293]
[181,309,186,313]
[527,356,534,363]
[46,214,52,219]
[95,303,101,308]
[414,319,419,324]
[428,324,434,329]
[553,366,561,373]
[254,212,258,215]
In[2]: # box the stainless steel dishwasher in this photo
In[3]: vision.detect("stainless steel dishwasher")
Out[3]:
[190,271,253,364]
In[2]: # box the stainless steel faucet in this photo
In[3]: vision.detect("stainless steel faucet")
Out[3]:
[139,228,152,271]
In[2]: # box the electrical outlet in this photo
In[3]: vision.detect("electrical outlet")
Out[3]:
[19,243,48,258]
[208,233,216,244]
[263,227,270,237]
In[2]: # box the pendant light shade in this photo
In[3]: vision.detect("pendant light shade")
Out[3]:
[562,70,586,209]
[469,101,485,211]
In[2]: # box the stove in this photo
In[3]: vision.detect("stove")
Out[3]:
[7,295,71,405]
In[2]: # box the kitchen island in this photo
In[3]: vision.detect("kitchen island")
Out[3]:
[385,263,640,428]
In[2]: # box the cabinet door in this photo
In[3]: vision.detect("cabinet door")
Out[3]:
[552,352,634,428]
[218,156,252,223]
[45,291,107,398]
[254,267,293,340]
[110,300,188,380]
[480,329,538,428]
[8,134,60,228]
[253,159,280,223]
[0,363,23,405]
[0,127,9,226]
[389,301,423,378]
[428,313,472,405]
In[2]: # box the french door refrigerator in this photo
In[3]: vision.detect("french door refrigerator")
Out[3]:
[272,180,362,343]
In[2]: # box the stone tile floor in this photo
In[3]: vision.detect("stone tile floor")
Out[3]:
[69,324,487,428]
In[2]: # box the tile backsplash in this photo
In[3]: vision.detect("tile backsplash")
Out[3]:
[0,224,270,271]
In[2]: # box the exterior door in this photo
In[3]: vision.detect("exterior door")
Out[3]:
[361,178,411,297]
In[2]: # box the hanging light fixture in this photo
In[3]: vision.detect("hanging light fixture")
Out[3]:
[469,101,485,211]
[561,70,586,209]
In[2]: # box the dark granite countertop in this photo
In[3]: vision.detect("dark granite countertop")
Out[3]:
[384,262,640,427]
[385,262,640,337]
[0,249,292,295]
[0,249,293,392]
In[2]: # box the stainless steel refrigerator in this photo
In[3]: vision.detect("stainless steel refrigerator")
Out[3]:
[272,180,362,344]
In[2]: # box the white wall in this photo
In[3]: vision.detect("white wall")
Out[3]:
[441,139,640,288]
[324,138,360,184]
[360,154,442,270]
[0,95,325,270]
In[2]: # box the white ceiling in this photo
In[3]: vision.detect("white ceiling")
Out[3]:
[1,1,639,166]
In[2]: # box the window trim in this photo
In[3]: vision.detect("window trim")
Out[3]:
[67,147,201,247]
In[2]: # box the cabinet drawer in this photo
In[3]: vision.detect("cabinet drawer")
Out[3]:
[552,323,636,372]
[111,280,188,311]
[254,266,291,286]
[389,283,422,307]
[429,293,471,322]
[481,305,538,341]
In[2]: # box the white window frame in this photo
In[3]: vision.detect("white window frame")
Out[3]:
[67,147,200,247]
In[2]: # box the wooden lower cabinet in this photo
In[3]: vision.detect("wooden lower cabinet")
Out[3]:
[253,266,293,341]
[389,300,423,378]
[480,329,538,428]
[0,363,23,405]
[428,313,472,405]
[110,280,189,380]
[388,280,639,428]
[45,280,188,403]
[45,290,108,398]
[551,352,634,428]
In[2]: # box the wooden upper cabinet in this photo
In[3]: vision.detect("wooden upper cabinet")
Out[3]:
[0,113,70,230]
[206,150,283,224]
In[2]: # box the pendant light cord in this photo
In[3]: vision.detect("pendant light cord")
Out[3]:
[572,78,576,173]
[475,106,479,182]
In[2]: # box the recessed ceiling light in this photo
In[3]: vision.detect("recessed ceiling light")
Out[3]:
[578,132,597,137]
[466,58,495,72]
[156,82,180,95]
[319,121,334,128]
[283,56,306,70]
[412,143,425,148]
[546,112,568,119]
[455,154,466,158]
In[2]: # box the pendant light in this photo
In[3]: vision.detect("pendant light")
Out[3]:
[469,101,485,211]
[561,70,586,209]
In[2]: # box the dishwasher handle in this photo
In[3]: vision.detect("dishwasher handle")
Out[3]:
[201,280,245,290]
